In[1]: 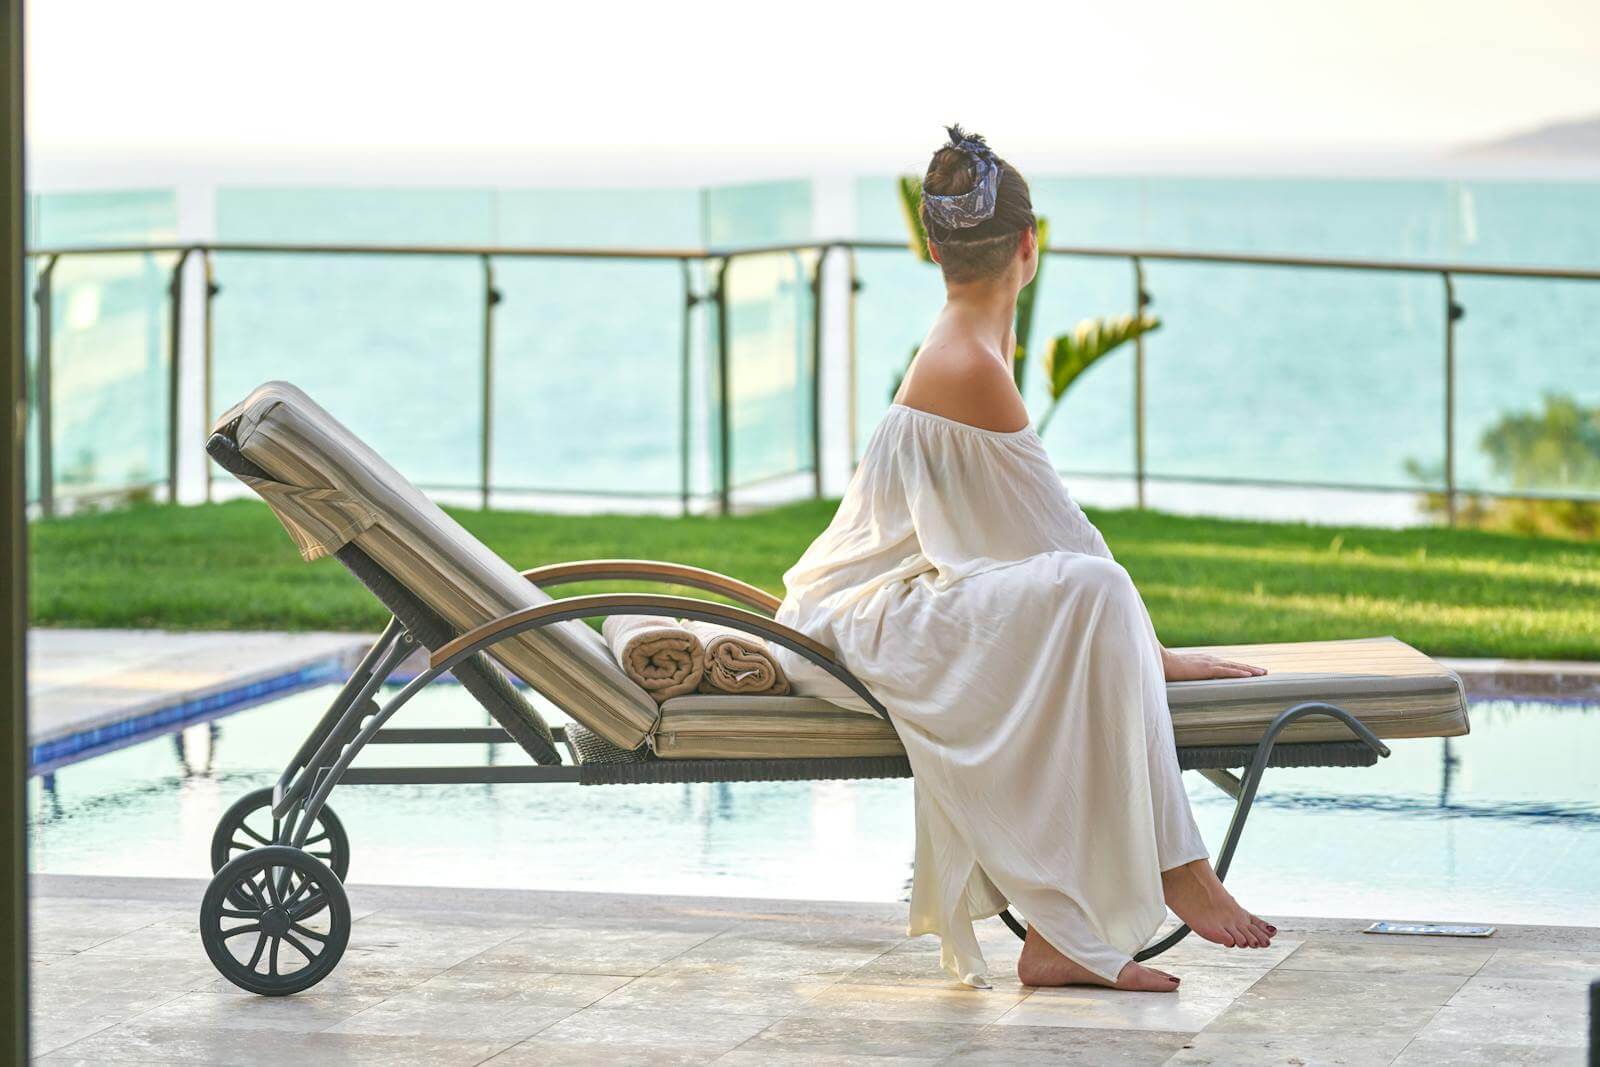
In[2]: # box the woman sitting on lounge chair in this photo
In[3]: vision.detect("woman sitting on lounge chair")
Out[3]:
[772,127,1276,993]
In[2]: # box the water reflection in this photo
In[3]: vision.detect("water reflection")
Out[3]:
[26,687,1600,927]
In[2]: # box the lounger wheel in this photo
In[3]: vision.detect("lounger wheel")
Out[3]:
[200,845,351,996]
[211,787,350,904]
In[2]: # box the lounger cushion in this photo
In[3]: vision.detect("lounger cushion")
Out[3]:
[1165,636,1469,746]
[215,381,661,750]
[651,636,1468,759]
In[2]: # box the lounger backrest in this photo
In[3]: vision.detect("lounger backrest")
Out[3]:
[213,381,661,750]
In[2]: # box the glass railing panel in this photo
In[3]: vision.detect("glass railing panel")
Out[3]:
[703,180,813,249]
[1140,263,1445,491]
[1445,181,1600,270]
[494,188,701,249]
[41,252,174,499]
[25,188,179,506]
[489,256,689,498]
[217,188,496,245]
[30,188,178,246]
[721,250,816,491]
[209,252,484,492]
[1453,276,1600,500]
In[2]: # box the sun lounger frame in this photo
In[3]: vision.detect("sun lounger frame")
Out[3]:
[202,432,1393,991]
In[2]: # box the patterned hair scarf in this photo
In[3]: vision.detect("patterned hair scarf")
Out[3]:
[922,125,1001,237]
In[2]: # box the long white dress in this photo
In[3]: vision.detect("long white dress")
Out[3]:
[772,404,1210,987]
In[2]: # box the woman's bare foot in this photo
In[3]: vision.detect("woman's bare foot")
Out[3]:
[1161,859,1276,949]
[1017,926,1180,991]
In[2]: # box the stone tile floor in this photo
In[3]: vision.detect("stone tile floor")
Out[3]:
[27,874,1596,1065]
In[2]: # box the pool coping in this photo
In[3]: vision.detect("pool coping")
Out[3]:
[27,632,370,775]
[1443,656,1600,703]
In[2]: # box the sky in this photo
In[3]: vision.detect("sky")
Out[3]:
[22,0,1600,183]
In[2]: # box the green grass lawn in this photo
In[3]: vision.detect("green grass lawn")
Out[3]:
[28,498,1600,660]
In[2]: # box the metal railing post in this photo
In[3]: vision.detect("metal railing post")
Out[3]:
[809,247,826,500]
[679,258,694,517]
[480,254,500,511]
[1443,271,1462,526]
[31,254,56,517]
[846,248,860,469]
[714,256,732,515]
[202,249,218,502]
[1132,256,1149,510]
[166,249,191,505]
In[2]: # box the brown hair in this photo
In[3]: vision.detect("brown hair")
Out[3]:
[920,128,1036,284]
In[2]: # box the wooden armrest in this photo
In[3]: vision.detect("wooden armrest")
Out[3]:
[429,593,889,721]
[519,559,781,615]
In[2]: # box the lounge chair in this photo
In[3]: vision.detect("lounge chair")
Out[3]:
[198,382,1471,996]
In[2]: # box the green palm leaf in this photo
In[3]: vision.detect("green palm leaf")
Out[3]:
[1037,312,1160,434]
[898,177,932,263]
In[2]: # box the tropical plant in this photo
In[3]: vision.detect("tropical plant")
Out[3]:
[1037,313,1161,434]
[1405,392,1600,538]
[897,176,932,265]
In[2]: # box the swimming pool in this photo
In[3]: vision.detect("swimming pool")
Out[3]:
[27,684,1600,929]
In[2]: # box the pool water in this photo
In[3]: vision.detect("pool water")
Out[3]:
[27,685,1600,929]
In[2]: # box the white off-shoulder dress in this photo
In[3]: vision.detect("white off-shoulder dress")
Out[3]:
[772,403,1210,986]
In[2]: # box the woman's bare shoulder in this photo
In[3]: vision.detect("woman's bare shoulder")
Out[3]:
[895,343,1030,433]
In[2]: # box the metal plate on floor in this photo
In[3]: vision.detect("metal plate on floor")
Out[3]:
[1364,921,1496,938]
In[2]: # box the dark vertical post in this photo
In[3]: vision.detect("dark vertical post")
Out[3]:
[2,0,32,1057]
[809,248,825,500]
[1442,271,1462,526]
[480,254,499,511]
[1133,257,1148,510]
[846,248,860,469]
[32,254,54,517]
[715,257,732,515]
[1588,979,1598,1067]
[166,249,191,504]
[679,258,694,517]
[202,250,218,502]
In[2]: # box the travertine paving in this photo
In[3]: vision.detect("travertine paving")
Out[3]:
[28,874,1597,1064]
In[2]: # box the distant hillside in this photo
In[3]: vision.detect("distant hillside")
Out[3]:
[1459,114,1600,159]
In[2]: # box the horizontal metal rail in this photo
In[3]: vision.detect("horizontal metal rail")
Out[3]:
[25,238,1600,281]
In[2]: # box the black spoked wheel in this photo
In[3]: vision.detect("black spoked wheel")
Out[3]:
[211,786,349,886]
[200,845,350,996]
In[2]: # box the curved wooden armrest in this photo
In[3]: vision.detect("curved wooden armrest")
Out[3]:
[429,593,889,721]
[519,559,781,615]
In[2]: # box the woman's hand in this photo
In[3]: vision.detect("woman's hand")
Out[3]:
[1161,648,1268,681]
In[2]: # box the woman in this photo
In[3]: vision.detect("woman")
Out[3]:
[771,127,1275,993]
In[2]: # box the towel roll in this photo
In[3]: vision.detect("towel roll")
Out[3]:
[683,620,792,696]
[602,615,705,702]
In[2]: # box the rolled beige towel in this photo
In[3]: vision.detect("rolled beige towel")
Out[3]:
[683,620,791,696]
[602,615,705,702]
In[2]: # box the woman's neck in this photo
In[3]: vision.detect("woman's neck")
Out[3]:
[941,280,1018,353]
